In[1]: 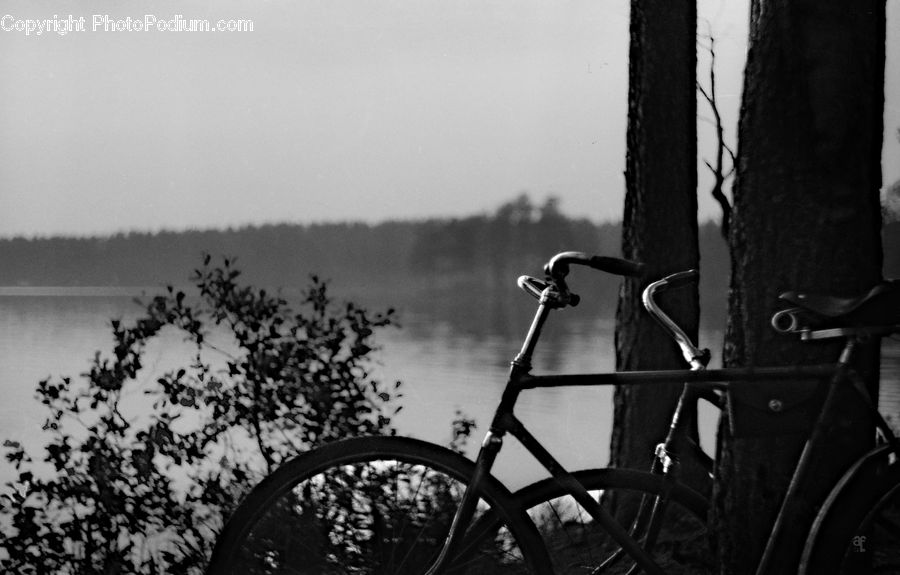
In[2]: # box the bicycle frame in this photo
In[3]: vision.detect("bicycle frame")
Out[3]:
[427,285,900,575]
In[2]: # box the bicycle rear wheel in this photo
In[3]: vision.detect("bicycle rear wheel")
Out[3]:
[206,436,551,575]
[801,455,900,574]
[512,469,711,575]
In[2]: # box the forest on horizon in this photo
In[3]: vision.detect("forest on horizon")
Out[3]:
[1,194,898,328]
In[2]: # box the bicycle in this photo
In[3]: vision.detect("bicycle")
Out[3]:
[206,251,900,575]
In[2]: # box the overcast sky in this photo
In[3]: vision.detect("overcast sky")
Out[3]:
[0,0,897,238]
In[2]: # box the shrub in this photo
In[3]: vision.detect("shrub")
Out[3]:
[0,256,400,574]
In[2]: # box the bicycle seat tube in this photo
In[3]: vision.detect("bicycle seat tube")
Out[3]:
[756,326,893,574]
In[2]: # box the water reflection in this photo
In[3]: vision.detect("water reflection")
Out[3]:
[1,288,897,489]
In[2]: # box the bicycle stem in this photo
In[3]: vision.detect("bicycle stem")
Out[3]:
[511,293,555,373]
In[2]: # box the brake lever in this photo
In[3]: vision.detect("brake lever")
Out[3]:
[547,275,579,308]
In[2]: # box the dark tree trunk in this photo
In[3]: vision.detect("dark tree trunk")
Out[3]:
[713,2,885,573]
[610,1,699,475]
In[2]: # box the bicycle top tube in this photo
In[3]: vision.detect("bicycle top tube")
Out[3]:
[514,364,838,391]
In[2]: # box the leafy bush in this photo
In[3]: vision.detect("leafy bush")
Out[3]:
[0,256,400,574]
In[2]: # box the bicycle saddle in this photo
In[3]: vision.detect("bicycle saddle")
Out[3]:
[779,279,900,325]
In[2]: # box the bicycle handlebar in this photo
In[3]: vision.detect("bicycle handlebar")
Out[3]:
[649,269,698,292]
[642,270,710,369]
[517,252,643,309]
[517,255,710,369]
[543,252,644,280]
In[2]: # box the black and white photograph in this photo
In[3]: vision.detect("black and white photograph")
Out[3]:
[1,1,898,573]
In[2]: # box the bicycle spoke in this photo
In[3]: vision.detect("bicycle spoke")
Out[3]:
[209,437,546,574]
[517,470,710,575]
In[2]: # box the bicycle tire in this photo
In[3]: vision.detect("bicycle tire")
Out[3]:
[800,454,900,575]
[206,436,553,575]
[510,468,711,575]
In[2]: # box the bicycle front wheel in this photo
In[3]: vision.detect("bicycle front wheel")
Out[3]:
[513,468,711,575]
[206,436,551,575]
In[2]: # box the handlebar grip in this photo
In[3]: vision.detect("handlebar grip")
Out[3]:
[588,256,645,278]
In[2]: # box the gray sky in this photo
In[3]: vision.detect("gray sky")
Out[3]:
[0,0,897,237]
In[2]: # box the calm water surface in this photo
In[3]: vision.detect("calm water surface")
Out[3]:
[1,288,897,489]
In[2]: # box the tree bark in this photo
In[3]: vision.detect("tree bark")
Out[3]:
[610,1,699,476]
[713,2,885,573]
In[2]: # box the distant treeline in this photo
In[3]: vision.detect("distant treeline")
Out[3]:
[0,195,616,290]
[1,194,898,326]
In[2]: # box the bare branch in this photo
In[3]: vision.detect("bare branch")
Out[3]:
[697,81,714,106]
[697,27,734,239]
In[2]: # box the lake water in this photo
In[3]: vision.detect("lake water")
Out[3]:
[1,288,897,490]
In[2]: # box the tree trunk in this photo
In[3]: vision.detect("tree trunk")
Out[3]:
[713,2,885,573]
[610,1,699,475]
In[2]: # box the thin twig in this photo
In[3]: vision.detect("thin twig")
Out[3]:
[697,25,734,239]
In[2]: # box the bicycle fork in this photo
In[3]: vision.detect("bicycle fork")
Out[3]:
[591,381,716,575]
[423,430,505,575]
[600,382,714,575]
